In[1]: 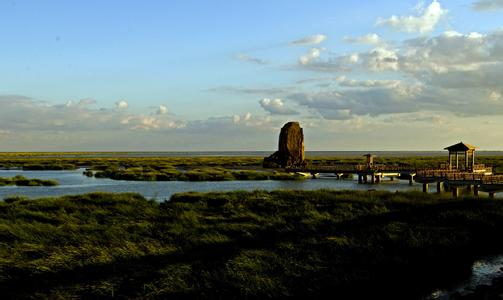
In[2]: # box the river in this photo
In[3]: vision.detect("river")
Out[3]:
[0,168,499,200]
[0,168,489,200]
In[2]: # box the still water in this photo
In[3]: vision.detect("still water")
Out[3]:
[429,254,503,299]
[0,168,431,200]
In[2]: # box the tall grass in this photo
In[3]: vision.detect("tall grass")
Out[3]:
[1,190,503,298]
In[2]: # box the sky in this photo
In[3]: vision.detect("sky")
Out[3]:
[1,0,503,151]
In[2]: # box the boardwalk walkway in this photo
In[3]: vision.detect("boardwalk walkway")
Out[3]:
[285,164,503,196]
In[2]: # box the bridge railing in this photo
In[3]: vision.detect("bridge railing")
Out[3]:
[415,171,503,184]
[481,175,503,184]
[289,164,415,172]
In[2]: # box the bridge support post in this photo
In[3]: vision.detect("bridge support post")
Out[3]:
[466,185,472,192]
[474,185,479,197]
[364,175,368,184]
[489,192,495,198]
[452,187,459,198]
[311,173,317,179]
[371,174,375,184]
[358,175,363,184]
[409,175,414,185]
[423,183,429,193]
[375,175,381,184]
[436,182,443,193]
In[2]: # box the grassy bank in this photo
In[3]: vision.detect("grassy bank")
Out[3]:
[1,155,502,171]
[1,190,503,299]
[93,167,306,181]
[0,175,58,186]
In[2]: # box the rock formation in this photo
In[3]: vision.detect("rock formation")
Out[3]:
[263,122,306,168]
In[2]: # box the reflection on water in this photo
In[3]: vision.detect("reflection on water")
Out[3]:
[0,169,498,200]
[429,254,503,299]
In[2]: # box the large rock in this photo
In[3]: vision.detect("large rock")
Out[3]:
[263,122,306,168]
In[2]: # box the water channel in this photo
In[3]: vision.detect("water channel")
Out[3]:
[0,168,497,200]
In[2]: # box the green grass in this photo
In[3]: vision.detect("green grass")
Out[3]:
[93,167,305,181]
[1,190,503,299]
[0,175,58,186]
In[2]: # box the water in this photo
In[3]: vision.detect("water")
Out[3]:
[0,169,498,200]
[0,168,433,200]
[429,254,503,299]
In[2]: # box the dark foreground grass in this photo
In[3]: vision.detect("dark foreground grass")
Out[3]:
[1,190,503,299]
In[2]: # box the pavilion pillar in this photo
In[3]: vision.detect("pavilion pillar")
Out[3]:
[448,153,452,170]
[455,152,459,170]
[423,183,429,193]
[371,174,375,184]
[465,151,469,171]
[436,181,443,193]
[472,151,475,171]
[358,175,363,184]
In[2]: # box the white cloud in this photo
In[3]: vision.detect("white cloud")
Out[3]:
[188,112,273,132]
[116,100,129,110]
[288,83,425,120]
[365,47,400,71]
[472,0,503,11]
[129,115,184,130]
[344,33,382,45]
[235,54,268,65]
[336,76,402,88]
[210,86,291,96]
[299,48,322,65]
[259,98,298,115]
[376,0,447,33]
[291,34,327,45]
[400,31,490,74]
[65,98,96,109]
[157,104,168,115]
[0,95,185,132]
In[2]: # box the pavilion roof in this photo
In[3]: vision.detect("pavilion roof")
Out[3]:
[444,142,477,152]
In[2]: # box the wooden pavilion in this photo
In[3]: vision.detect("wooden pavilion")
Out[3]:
[444,142,476,172]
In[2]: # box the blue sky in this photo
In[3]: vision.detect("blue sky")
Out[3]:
[1,0,503,151]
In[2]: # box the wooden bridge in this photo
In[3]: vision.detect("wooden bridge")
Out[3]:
[285,163,503,197]
[286,164,416,184]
